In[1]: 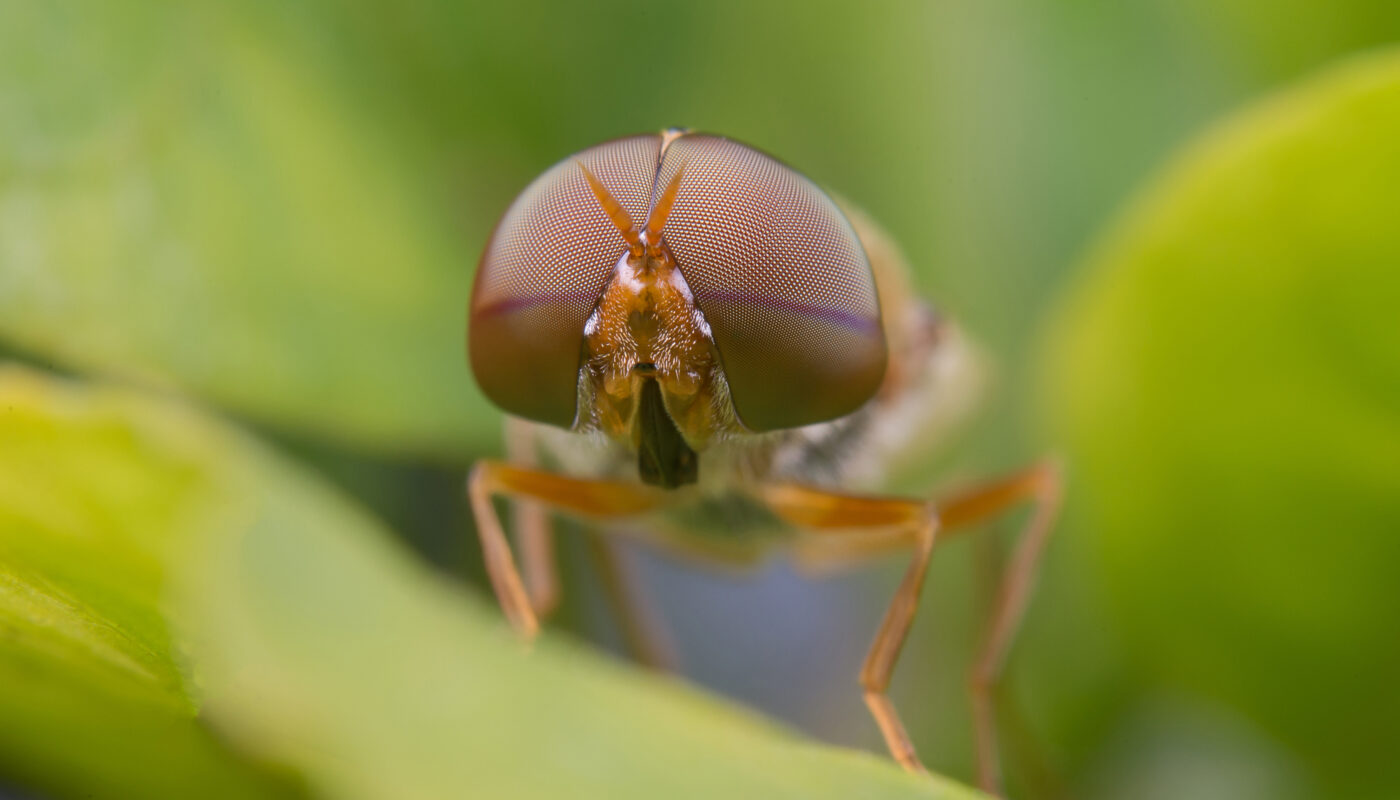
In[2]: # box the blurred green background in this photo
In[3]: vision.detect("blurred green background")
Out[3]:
[2,0,1399,798]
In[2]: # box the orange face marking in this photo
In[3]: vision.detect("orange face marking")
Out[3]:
[574,164,722,452]
[582,245,721,450]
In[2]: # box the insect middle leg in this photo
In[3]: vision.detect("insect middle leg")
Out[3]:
[580,528,680,670]
[939,460,1062,796]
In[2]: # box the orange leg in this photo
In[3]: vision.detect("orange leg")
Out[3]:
[515,503,560,618]
[504,424,561,620]
[466,460,673,639]
[760,484,937,774]
[501,423,675,663]
[941,460,1063,796]
[760,458,1062,796]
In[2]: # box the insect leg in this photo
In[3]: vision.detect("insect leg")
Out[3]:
[759,484,938,774]
[938,459,1063,796]
[582,529,680,671]
[514,505,559,618]
[505,421,561,620]
[502,423,674,664]
[466,460,672,639]
[861,518,938,775]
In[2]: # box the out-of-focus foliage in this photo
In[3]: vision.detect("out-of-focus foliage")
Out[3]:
[3,0,1400,798]
[1043,50,1400,798]
[0,1,486,456]
[0,368,303,799]
[0,366,981,800]
[5,0,1399,461]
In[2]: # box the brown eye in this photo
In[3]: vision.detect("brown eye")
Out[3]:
[470,135,660,427]
[656,135,886,431]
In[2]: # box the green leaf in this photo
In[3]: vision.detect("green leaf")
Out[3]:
[0,364,980,800]
[0,2,494,457]
[1041,49,1400,794]
[0,367,304,799]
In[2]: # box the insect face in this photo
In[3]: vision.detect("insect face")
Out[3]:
[469,130,888,481]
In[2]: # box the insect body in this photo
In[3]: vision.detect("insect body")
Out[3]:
[467,129,1060,796]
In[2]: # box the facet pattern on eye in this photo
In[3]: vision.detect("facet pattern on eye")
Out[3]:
[657,134,886,431]
[470,134,661,427]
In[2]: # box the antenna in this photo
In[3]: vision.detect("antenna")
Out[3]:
[644,164,686,253]
[577,160,643,256]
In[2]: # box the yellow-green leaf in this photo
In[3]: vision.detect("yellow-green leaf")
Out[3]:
[0,364,981,799]
[1041,49,1400,795]
[0,2,494,458]
[0,368,304,799]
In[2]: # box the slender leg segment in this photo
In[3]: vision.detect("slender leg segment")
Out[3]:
[504,424,561,620]
[760,458,1062,796]
[863,518,938,774]
[466,461,672,638]
[942,460,1063,796]
[583,531,680,671]
[515,504,559,618]
[761,485,938,773]
[469,458,1060,795]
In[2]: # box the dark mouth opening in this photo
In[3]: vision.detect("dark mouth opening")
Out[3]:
[636,376,697,489]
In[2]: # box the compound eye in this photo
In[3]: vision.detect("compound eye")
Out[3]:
[469,135,660,427]
[657,135,887,431]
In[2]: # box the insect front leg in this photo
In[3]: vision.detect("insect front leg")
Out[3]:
[501,420,675,666]
[759,485,939,775]
[760,460,1062,797]
[505,421,560,620]
[466,461,672,639]
[860,518,939,775]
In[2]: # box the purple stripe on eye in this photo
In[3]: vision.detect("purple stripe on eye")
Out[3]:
[696,290,881,334]
[477,291,604,318]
